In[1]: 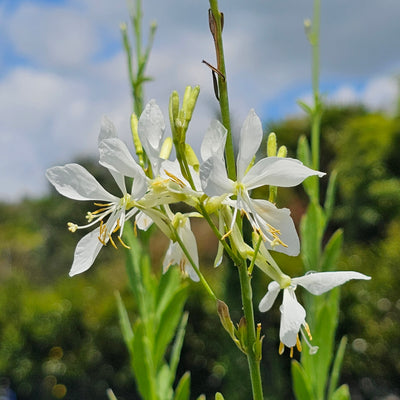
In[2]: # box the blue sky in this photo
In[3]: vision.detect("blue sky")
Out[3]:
[0,0,399,202]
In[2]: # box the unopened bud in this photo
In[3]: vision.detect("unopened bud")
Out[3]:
[277,145,287,158]
[217,300,236,338]
[160,137,173,160]
[267,132,277,157]
[185,143,200,171]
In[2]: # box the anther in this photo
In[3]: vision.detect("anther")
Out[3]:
[67,222,78,232]
[278,342,285,355]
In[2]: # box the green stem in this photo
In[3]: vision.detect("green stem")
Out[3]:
[173,227,217,301]
[237,260,264,400]
[208,0,236,181]
[310,0,321,202]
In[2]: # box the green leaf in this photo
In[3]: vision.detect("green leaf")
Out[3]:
[320,229,343,271]
[297,135,312,167]
[196,396,206,400]
[115,291,134,352]
[327,336,348,400]
[169,312,189,386]
[300,202,326,271]
[301,288,340,400]
[124,224,154,321]
[215,393,225,400]
[331,384,350,400]
[297,100,313,116]
[173,372,191,400]
[153,285,188,368]
[155,267,183,323]
[131,320,157,400]
[291,360,314,400]
[156,364,173,400]
[324,169,338,221]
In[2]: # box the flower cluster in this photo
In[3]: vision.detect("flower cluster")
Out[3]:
[46,92,370,355]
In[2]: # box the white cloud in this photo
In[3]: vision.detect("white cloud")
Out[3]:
[5,4,100,69]
[363,76,398,113]
[1,0,400,202]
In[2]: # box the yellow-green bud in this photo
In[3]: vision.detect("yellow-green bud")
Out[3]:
[186,85,200,122]
[160,137,173,160]
[185,143,200,171]
[277,145,287,158]
[130,113,144,162]
[169,91,180,135]
[267,132,277,157]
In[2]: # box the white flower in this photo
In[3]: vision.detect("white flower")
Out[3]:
[200,109,325,256]
[46,117,148,276]
[258,271,371,356]
[163,214,200,282]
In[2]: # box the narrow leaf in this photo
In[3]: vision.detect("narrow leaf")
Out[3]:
[169,312,189,386]
[173,372,191,400]
[300,202,326,271]
[156,364,173,400]
[331,384,350,400]
[297,99,313,116]
[324,169,338,221]
[132,320,157,400]
[327,336,348,400]
[115,291,134,350]
[154,286,188,368]
[320,229,343,271]
[291,360,314,400]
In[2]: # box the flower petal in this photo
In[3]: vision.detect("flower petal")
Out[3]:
[251,199,300,256]
[293,271,371,295]
[135,211,153,231]
[200,119,227,161]
[69,228,103,276]
[138,100,166,174]
[98,138,142,178]
[46,163,118,202]
[280,288,306,347]
[237,109,263,180]
[98,116,118,144]
[243,157,325,190]
[200,156,234,197]
[259,280,281,312]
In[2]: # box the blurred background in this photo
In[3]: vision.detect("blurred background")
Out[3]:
[1,0,400,399]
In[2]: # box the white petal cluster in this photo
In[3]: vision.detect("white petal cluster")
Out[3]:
[200,109,325,256]
[259,271,371,355]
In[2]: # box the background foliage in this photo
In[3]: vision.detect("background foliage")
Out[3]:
[1,105,399,399]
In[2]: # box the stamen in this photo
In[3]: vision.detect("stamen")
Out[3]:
[304,322,313,340]
[278,342,285,355]
[113,219,121,234]
[290,347,294,358]
[164,170,186,188]
[86,212,94,222]
[118,236,131,249]
[108,234,118,249]
[300,325,319,355]
[296,335,302,352]
[98,220,107,246]
[67,222,78,232]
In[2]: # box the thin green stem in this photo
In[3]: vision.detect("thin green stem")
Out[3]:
[209,0,236,181]
[310,0,322,202]
[237,260,264,400]
[173,227,217,301]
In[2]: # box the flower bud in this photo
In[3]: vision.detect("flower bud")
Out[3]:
[159,137,173,160]
[277,145,287,158]
[267,132,277,157]
[185,143,200,172]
